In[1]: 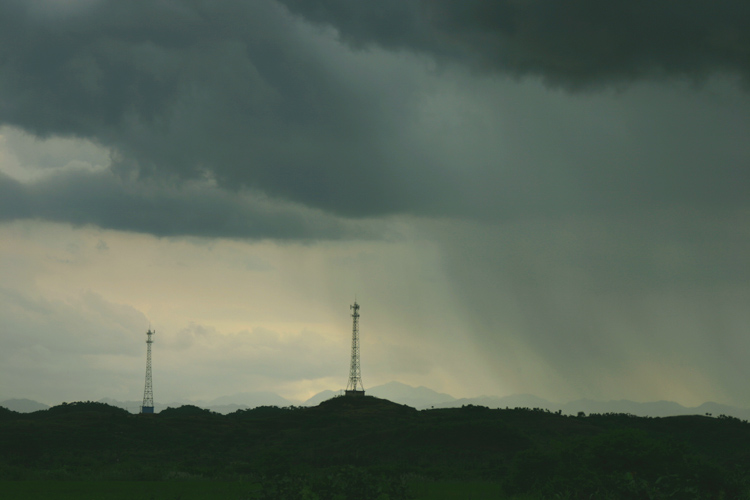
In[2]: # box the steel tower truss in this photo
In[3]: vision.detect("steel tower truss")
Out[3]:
[141,328,155,413]
[345,301,365,395]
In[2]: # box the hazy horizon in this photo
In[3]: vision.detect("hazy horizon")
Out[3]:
[5,380,750,414]
[2,1,750,409]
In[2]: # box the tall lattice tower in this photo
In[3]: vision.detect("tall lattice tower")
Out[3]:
[345,301,365,396]
[141,328,155,414]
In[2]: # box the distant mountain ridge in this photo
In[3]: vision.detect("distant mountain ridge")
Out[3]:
[0,398,50,413]
[433,393,552,411]
[304,384,750,420]
[433,395,750,421]
[4,384,750,420]
[199,391,295,408]
[366,381,455,409]
[301,381,456,409]
[304,390,339,406]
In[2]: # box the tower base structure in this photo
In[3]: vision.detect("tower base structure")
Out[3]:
[345,390,365,397]
[141,406,154,414]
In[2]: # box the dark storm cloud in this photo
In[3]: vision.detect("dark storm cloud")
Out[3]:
[0,0,432,221]
[280,0,750,87]
[2,0,750,236]
[0,169,374,240]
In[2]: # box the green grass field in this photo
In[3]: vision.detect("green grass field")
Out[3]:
[0,481,259,500]
[0,480,514,500]
[410,480,506,499]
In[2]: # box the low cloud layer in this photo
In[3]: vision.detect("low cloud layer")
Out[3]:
[0,169,376,240]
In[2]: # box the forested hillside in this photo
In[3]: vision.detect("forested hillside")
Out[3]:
[1,396,749,499]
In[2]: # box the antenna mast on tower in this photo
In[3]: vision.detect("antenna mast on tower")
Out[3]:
[141,328,155,413]
[345,301,365,396]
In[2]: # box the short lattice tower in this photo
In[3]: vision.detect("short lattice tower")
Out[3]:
[345,301,365,396]
[141,328,155,413]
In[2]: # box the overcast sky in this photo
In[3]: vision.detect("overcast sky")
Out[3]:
[2,0,750,407]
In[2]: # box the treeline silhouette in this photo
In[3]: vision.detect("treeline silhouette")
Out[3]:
[1,396,749,499]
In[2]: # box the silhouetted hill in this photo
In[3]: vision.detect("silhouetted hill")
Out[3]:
[159,405,219,418]
[97,398,174,413]
[38,401,130,418]
[1,397,749,497]
[304,382,455,409]
[0,406,17,421]
[228,405,300,420]
[314,394,418,417]
[97,395,295,414]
